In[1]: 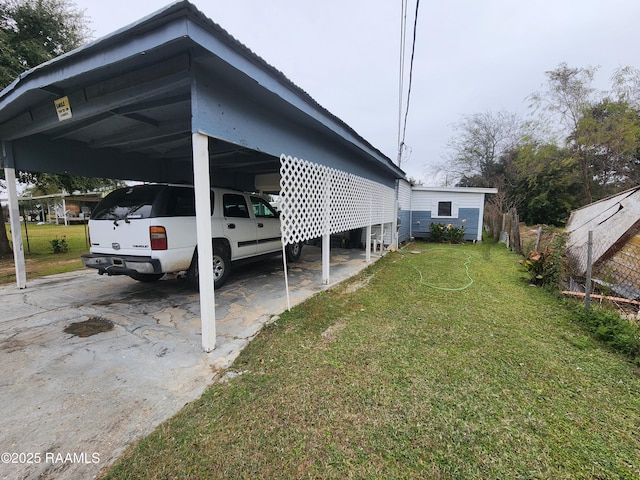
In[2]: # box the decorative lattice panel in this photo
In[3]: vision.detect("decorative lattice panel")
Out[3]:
[279,154,396,245]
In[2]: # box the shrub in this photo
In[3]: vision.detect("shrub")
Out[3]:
[571,304,640,362]
[50,237,69,254]
[520,232,567,289]
[429,222,465,244]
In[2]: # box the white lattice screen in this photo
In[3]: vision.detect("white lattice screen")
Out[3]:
[279,154,396,245]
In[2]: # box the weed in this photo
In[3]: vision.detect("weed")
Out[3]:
[570,303,640,362]
[49,236,69,254]
[521,232,567,289]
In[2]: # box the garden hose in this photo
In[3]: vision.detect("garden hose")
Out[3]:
[401,245,474,291]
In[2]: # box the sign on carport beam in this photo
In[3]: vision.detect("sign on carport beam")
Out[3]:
[54,96,72,121]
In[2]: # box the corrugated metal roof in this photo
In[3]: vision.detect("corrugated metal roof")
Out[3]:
[565,186,640,273]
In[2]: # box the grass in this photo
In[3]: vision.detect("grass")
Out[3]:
[101,241,640,479]
[1,223,89,284]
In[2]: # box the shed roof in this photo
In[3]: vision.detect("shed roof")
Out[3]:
[565,186,640,273]
[411,186,498,194]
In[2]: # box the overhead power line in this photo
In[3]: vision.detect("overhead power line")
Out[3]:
[397,0,408,165]
[397,0,420,167]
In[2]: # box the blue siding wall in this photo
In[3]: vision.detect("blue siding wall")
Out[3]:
[398,209,411,243]
[411,208,479,240]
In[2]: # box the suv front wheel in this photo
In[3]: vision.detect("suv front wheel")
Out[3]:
[187,242,231,289]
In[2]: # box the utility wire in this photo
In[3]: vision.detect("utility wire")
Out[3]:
[398,0,421,167]
[397,0,408,165]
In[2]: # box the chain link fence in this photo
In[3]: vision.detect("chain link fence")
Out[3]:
[565,229,640,311]
[2,195,95,255]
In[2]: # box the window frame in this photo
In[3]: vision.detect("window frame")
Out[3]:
[250,196,278,219]
[432,200,458,219]
[223,193,250,218]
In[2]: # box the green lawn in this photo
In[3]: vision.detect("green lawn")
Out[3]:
[101,241,640,479]
[1,223,89,284]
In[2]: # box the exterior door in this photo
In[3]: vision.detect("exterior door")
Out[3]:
[251,196,282,254]
[222,193,257,259]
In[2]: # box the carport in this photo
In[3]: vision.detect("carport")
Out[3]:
[0,1,404,351]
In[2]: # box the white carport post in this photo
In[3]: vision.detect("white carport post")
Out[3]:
[3,143,27,288]
[365,224,372,263]
[192,132,216,352]
[322,233,330,284]
[322,172,330,284]
[365,193,373,263]
[392,183,399,249]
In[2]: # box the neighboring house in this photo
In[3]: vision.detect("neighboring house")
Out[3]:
[565,186,640,298]
[409,186,497,242]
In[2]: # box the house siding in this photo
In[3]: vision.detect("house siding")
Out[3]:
[397,179,412,243]
[351,184,495,248]
[411,208,479,240]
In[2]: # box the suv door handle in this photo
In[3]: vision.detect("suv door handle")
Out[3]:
[227,223,235,229]
[257,223,264,228]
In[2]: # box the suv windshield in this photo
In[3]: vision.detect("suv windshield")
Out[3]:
[91,185,162,220]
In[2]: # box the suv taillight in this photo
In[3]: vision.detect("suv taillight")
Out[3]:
[150,226,167,250]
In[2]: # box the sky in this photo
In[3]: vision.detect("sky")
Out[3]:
[73,0,640,184]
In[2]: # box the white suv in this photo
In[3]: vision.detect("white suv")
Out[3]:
[81,184,302,288]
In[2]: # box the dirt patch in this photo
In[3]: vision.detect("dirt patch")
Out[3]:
[341,274,374,294]
[321,321,347,343]
[63,317,114,337]
[519,225,561,254]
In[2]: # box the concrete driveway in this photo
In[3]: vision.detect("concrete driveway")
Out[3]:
[0,246,378,480]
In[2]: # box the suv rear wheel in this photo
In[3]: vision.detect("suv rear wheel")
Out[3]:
[187,242,231,289]
[285,242,303,262]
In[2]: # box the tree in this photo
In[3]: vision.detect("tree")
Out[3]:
[610,66,640,109]
[528,62,599,202]
[0,0,89,87]
[575,100,640,200]
[442,110,523,187]
[0,0,90,258]
[512,142,582,226]
[27,172,124,195]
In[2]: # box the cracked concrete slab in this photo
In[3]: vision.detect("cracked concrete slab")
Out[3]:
[0,245,379,479]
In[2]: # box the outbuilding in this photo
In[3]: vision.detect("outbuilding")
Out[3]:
[408,186,497,242]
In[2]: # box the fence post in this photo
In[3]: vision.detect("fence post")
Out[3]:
[534,226,543,251]
[585,230,593,313]
[21,205,31,254]
[509,207,521,254]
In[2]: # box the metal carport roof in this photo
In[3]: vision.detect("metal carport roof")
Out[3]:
[0,0,404,187]
[0,0,405,351]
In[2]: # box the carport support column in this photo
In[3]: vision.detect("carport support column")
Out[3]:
[192,132,216,352]
[365,224,372,263]
[322,234,330,284]
[3,142,26,289]
[322,173,330,284]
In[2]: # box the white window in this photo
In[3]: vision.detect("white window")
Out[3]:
[433,200,458,218]
[438,201,452,217]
